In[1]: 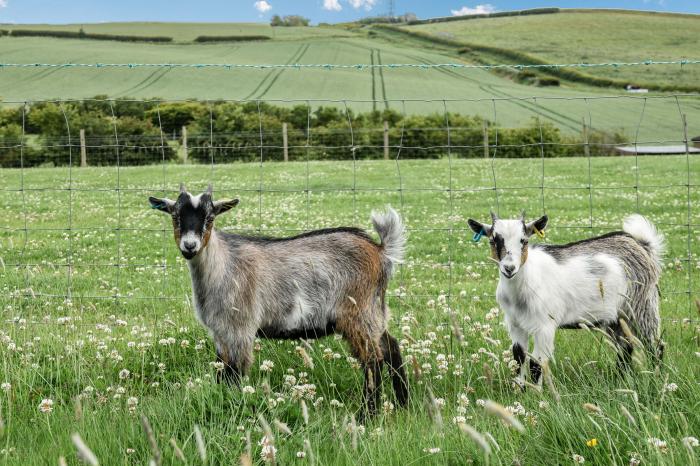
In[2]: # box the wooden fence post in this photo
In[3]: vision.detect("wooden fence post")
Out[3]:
[182,126,188,163]
[383,120,389,160]
[283,123,289,162]
[80,129,87,167]
[582,118,590,158]
[483,121,489,158]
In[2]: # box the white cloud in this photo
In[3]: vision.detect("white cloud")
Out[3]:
[451,4,497,16]
[323,0,342,11]
[254,1,272,13]
[348,0,377,11]
[0,0,8,8]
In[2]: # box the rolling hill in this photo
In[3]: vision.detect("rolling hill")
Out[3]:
[0,12,698,141]
[401,9,700,91]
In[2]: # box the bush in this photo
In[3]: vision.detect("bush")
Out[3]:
[537,77,560,86]
[0,98,629,166]
[8,29,173,42]
[270,15,310,27]
[193,35,270,42]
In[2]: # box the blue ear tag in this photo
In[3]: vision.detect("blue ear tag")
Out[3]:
[150,202,164,210]
[472,229,486,243]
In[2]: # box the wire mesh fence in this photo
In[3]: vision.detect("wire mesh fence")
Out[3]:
[0,94,698,329]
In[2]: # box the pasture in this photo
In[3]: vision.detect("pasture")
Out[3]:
[1,17,700,141]
[403,10,700,91]
[1,155,698,464]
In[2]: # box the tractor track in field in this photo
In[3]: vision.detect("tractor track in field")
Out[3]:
[2,57,77,91]
[247,43,310,100]
[116,67,172,98]
[403,52,583,132]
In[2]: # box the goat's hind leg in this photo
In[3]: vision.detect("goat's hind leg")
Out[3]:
[380,330,409,406]
[607,319,633,373]
[339,318,384,421]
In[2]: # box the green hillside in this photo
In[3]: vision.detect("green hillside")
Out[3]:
[402,9,700,91]
[0,14,698,140]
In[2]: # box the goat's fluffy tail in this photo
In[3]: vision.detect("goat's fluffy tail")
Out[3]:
[371,206,406,275]
[623,214,665,268]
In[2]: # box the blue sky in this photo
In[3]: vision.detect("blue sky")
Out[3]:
[0,0,697,24]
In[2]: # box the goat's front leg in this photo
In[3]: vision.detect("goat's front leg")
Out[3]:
[216,334,254,386]
[508,324,529,388]
[531,326,556,385]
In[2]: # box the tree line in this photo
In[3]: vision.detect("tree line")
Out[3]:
[0,98,627,168]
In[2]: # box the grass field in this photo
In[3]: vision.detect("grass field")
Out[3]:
[403,10,700,91]
[1,155,698,464]
[1,15,700,141]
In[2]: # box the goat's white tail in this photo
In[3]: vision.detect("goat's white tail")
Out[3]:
[623,214,665,267]
[371,206,406,274]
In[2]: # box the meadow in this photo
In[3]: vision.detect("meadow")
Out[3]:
[403,10,700,91]
[0,154,698,465]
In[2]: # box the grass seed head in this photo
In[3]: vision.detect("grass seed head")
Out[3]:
[458,423,491,456]
[483,400,525,433]
[583,403,602,414]
[71,433,99,466]
[194,424,207,462]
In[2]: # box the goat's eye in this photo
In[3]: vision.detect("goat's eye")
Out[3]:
[521,239,528,245]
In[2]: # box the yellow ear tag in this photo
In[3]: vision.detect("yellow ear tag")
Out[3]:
[534,226,545,239]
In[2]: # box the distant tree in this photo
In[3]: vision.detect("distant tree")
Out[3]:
[270,15,310,27]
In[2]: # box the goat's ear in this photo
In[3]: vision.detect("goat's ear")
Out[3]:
[468,219,492,236]
[149,196,174,214]
[525,215,548,236]
[213,198,239,216]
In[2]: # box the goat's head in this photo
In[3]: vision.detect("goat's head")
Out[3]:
[148,184,239,260]
[468,211,547,279]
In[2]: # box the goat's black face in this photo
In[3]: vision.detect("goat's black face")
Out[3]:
[149,186,239,260]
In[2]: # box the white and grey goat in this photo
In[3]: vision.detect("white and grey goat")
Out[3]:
[468,212,664,384]
[149,184,408,416]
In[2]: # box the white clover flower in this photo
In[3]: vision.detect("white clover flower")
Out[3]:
[572,453,585,463]
[647,437,668,452]
[242,385,255,394]
[423,447,441,454]
[38,398,54,413]
[260,360,274,372]
[296,451,306,458]
[1,382,10,392]
[682,436,699,448]
[119,369,130,380]
[259,435,276,462]
[663,383,678,393]
[452,416,466,424]
[382,401,395,414]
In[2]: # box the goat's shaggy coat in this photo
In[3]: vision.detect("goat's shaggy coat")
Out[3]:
[149,186,408,416]
[468,213,664,384]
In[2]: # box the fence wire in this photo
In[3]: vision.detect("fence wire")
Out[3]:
[0,94,698,329]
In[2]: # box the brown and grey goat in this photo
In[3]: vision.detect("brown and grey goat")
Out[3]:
[149,184,408,417]
[468,212,664,385]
